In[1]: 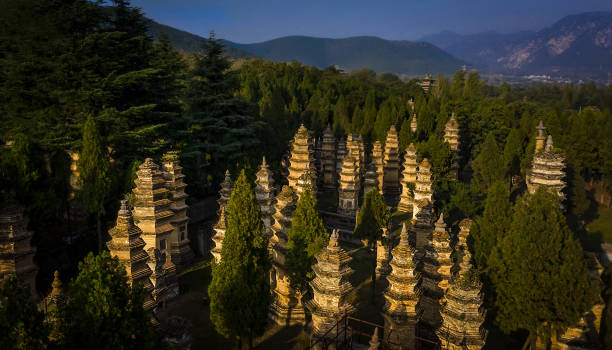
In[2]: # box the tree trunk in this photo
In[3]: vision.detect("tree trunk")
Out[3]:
[97,213,102,253]
[521,333,532,350]
[248,330,253,350]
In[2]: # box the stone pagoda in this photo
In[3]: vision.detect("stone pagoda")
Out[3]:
[255,157,276,239]
[162,151,194,265]
[436,247,487,350]
[420,214,453,334]
[321,124,337,190]
[0,202,38,298]
[375,228,392,280]
[410,113,418,133]
[132,158,179,303]
[398,143,418,213]
[269,186,306,326]
[107,200,154,310]
[383,223,423,349]
[218,170,233,210]
[210,206,226,264]
[383,125,401,200]
[336,137,347,180]
[287,124,316,195]
[372,141,385,193]
[308,230,355,340]
[364,161,379,195]
[347,134,363,180]
[444,113,461,178]
[338,150,361,217]
[412,199,434,252]
[413,158,433,218]
[535,120,547,152]
[526,133,566,202]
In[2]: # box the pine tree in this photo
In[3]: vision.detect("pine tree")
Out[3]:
[471,180,511,270]
[503,128,526,178]
[488,188,598,347]
[472,132,505,193]
[354,189,389,244]
[351,105,363,134]
[78,115,111,252]
[285,188,329,292]
[333,94,349,135]
[398,118,413,152]
[373,100,392,142]
[59,252,154,350]
[208,170,271,348]
[0,275,48,350]
[360,89,377,141]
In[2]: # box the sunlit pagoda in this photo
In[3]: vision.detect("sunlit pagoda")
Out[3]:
[437,240,487,350]
[287,124,316,195]
[398,143,418,212]
[375,227,392,280]
[308,230,355,340]
[338,150,360,217]
[255,157,276,239]
[336,136,347,181]
[0,202,38,298]
[383,125,401,199]
[210,206,226,264]
[269,186,306,326]
[444,113,461,178]
[107,200,154,310]
[218,170,233,210]
[526,130,566,202]
[382,223,423,349]
[413,158,433,218]
[162,151,194,265]
[410,113,418,133]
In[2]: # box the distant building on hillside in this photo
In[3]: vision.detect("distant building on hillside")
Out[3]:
[333,64,347,74]
[420,74,435,92]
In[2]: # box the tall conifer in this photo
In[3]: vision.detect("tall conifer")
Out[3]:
[208,170,271,348]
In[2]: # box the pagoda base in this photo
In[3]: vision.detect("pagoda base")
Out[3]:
[268,294,307,326]
[170,242,195,266]
[382,313,418,350]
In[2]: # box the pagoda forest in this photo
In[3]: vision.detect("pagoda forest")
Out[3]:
[2,0,612,349]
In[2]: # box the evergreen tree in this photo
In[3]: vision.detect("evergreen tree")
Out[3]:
[354,189,389,244]
[488,188,598,347]
[398,118,413,152]
[333,94,349,135]
[373,100,392,142]
[0,275,48,350]
[208,170,271,348]
[567,162,590,220]
[351,105,363,134]
[472,132,505,193]
[360,89,377,140]
[471,180,511,270]
[59,252,154,350]
[285,188,329,292]
[450,70,466,98]
[77,115,111,252]
[184,32,262,182]
[502,128,526,178]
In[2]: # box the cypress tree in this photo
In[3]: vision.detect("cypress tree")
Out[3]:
[360,89,377,140]
[208,170,271,348]
[488,188,598,347]
[471,180,511,270]
[285,188,329,292]
[502,128,526,178]
[354,189,389,244]
[351,105,363,134]
[472,132,505,193]
[333,94,349,135]
[398,118,413,153]
[78,115,111,252]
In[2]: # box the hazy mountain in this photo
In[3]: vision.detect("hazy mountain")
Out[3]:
[420,11,612,79]
[148,20,464,75]
[147,21,256,59]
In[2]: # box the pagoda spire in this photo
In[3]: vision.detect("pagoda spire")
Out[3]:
[287,124,316,195]
[338,150,360,217]
[255,156,276,239]
[383,223,423,348]
[398,143,418,212]
[383,125,401,202]
[218,170,233,210]
[211,206,226,264]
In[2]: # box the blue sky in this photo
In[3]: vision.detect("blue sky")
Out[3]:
[131,0,612,43]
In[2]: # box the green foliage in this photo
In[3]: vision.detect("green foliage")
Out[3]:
[502,128,526,178]
[0,275,48,350]
[488,188,599,343]
[286,188,329,292]
[59,252,154,350]
[398,118,413,152]
[471,180,511,270]
[472,132,505,193]
[354,189,390,243]
[602,264,612,348]
[208,170,271,341]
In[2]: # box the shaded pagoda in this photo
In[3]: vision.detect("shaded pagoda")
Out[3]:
[287,124,316,195]
[436,245,487,350]
[526,133,566,203]
[372,141,385,193]
[444,113,461,179]
[269,186,306,326]
[107,200,154,310]
[162,151,194,265]
[255,157,276,239]
[338,150,360,217]
[398,143,418,213]
[307,230,355,340]
[364,161,380,196]
[383,223,423,349]
[0,201,38,298]
[321,124,337,190]
[419,213,453,335]
[336,137,347,181]
[412,199,434,252]
[375,227,392,280]
[347,134,363,183]
[218,170,233,210]
[383,125,401,201]
[413,158,433,218]
[410,113,418,133]
[132,158,179,303]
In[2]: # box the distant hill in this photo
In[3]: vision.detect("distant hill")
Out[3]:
[225,36,465,76]
[147,21,256,60]
[420,11,612,79]
[148,20,465,76]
